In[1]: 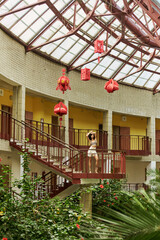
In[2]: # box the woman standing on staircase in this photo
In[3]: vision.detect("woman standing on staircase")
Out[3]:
[86,131,99,173]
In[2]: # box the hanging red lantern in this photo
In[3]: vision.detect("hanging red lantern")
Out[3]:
[94,39,104,63]
[54,102,67,127]
[56,68,71,94]
[94,40,104,53]
[104,79,119,93]
[81,68,90,81]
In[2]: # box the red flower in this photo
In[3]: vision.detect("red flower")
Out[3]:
[76,224,80,229]
[3,238,8,240]
[81,238,84,240]
[104,200,106,202]
[112,203,114,205]
[107,204,110,207]
[100,185,104,188]
[113,193,116,195]
[107,182,109,184]
[115,197,118,200]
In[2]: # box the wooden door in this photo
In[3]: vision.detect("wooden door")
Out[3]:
[99,124,103,147]
[51,116,58,138]
[25,111,33,141]
[120,127,130,150]
[69,118,73,145]
[1,105,12,140]
[156,130,160,154]
[113,126,120,150]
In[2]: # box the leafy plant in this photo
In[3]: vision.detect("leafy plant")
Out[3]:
[0,151,119,240]
[92,179,130,211]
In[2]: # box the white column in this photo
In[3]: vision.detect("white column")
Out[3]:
[147,116,155,156]
[147,116,156,184]
[20,155,24,179]
[12,86,26,141]
[11,154,21,193]
[146,161,156,185]
[64,100,69,144]
[12,85,26,121]
[103,110,112,150]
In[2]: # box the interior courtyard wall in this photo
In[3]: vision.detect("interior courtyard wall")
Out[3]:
[25,95,58,123]
[1,30,160,119]
[126,160,149,183]
[0,88,13,110]
[69,105,103,129]
[113,113,147,135]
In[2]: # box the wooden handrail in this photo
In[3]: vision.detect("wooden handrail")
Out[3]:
[69,127,107,133]
[25,118,66,129]
[0,110,78,152]
[22,120,78,152]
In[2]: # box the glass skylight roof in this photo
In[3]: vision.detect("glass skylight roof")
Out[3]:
[0,0,160,92]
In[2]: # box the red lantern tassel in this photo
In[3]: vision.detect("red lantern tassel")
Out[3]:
[98,55,100,63]
[59,117,62,128]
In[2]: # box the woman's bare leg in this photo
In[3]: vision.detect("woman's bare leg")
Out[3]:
[89,157,91,173]
[95,155,99,173]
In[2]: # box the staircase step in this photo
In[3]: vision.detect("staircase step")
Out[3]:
[15,142,23,146]
[65,168,72,172]
[41,156,48,159]
[53,162,60,166]
[28,149,36,153]
[10,138,19,143]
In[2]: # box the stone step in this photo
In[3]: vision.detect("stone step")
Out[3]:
[15,142,23,146]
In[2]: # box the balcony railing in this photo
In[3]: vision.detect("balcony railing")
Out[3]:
[0,110,126,182]
[112,135,151,156]
[69,128,108,150]
[123,183,149,191]
[25,119,65,142]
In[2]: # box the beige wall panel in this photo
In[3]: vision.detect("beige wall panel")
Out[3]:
[0,150,20,182]
[126,160,149,183]
[29,159,51,177]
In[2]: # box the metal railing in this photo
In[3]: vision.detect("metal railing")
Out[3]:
[25,119,65,142]
[123,183,149,192]
[69,128,108,150]
[35,171,72,199]
[112,134,151,155]
[0,110,126,179]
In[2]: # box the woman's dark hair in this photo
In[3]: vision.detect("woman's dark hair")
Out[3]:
[88,133,95,140]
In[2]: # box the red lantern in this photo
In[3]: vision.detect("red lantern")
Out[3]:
[94,40,104,53]
[104,79,119,93]
[54,102,67,127]
[81,68,90,81]
[56,68,71,94]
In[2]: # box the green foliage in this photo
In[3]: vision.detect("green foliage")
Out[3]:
[92,179,130,211]
[92,170,160,240]
[0,152,83,240]
[0,151,120,240]
[93,189,160,240]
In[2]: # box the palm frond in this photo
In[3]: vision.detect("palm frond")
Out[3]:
[93,190,160,240]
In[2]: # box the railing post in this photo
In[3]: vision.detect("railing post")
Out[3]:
[1,111,3,139]
[113,152,115,174]
[74,129,75,146]
[101,151,104,174]
[78,129,79,147]
[36,125,38,156]
[47,136,50,163]
[86,154,88,174]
